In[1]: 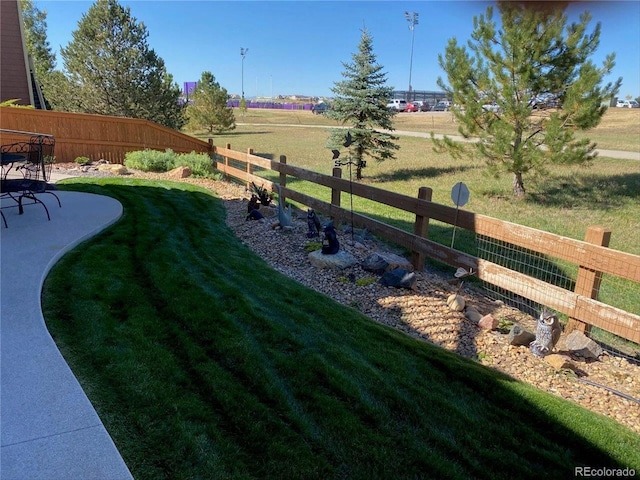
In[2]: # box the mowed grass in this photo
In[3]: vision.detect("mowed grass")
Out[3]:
[44,177,640,479]
[195,108,640,315]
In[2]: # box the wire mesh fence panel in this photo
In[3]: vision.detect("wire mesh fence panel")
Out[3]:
[476,233,640,361]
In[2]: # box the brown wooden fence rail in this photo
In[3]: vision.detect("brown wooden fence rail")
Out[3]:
[0,107,212,164]
[213,143,640,345]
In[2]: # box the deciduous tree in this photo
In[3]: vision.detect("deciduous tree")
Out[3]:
[326,28,398,180]
[434,1,621,197]
[187,72,235,134]
[55,0,185,129]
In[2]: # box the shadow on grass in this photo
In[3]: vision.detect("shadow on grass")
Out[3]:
[44,178,640,480]
[528,172,640,208]
[368,165,477,183]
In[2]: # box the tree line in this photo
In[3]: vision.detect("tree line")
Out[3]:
[21,0,620,197]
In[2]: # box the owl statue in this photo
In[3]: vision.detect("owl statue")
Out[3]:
[529,311,562,357]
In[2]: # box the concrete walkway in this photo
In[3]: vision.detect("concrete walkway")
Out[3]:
[1,180,133,479]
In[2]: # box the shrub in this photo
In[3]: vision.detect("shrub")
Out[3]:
[174,151,215,178]
[124,149,176,172]
[75,156,90,164]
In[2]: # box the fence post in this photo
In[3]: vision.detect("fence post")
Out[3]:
[567,226,612,334]
[246,148,253,189]
[224,143,231,181]
[331,167,342,208]
[279,155,287,203]
[412,187,432,271]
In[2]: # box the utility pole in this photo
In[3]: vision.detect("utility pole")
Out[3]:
[405,12,418,102]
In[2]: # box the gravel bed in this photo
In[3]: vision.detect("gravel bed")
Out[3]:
[53,163,640,435]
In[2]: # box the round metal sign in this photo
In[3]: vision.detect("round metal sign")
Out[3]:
[451,182,470,207]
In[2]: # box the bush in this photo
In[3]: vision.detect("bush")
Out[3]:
[174,151,214,178]
[124,149,216,178]
[124,149,176,172]
[75,156,90,164]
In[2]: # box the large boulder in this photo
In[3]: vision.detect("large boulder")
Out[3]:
[167,166,192,179]
[564,330,603,360]
[362,252,414,274]
[308,250,357,270]
[508,323,536,346]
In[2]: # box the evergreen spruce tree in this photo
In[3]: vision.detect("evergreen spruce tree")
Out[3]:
[435,1,621,197]
[187,72,236,134]
[326,28,398,180]
[57,0,185,129]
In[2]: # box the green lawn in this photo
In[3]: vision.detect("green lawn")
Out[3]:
[43,177,640,480]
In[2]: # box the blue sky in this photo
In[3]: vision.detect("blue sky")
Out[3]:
[38,1,640,100]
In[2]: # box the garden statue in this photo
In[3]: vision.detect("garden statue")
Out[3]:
[250,182,273,207]
[307,209,321,238]
[321,221,340,254]
[272,184,292,229]
[529,311,562,357]
[246,194,264,220]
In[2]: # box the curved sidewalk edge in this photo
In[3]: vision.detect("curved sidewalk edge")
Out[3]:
[1,191,133,480]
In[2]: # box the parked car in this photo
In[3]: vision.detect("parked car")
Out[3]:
[431,102,449,112]
[482,102,500,113]
[311,103,331,114]
[386,99,407,112]
[630,100,640,108]
[405,102,420,112]
[419,102,431,112]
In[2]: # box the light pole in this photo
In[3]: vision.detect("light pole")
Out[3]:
[240,47,249,99]
[405,11,418,102]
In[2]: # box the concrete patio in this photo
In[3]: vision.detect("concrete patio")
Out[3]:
[1,177,133,479]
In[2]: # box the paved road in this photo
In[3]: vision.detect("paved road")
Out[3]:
[237,123,640,161]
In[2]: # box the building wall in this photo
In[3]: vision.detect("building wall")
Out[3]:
[0,0,34,106]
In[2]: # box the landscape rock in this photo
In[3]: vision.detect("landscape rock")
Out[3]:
[544,354,577,371]
[478,314,498,330]
[362,252,414,274]
[508,323,536,346]
[308,250,357,270]
[97,163,128,175]
[464,306,482,323]
[168,166,192,179]
[379,269,417,290]
[564,330,603,360]
[446,294,465,312]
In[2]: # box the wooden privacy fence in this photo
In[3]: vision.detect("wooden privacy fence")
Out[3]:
[0,107,212,164]
[212,143,640,345]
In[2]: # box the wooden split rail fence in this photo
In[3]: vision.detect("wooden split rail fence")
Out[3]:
[213,143,640,345]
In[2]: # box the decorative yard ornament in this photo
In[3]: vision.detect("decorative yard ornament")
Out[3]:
[529,310,562,357]
[321,221,340,254]
[450,181,470,248]
[250,182,273,207]
[307,209,322,238]
[332,131,357,242]
[246,194,264,220]
[273,184,292,229]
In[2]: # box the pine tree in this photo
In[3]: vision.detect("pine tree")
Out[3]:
[56,0,185,129]
[435,1,621,197]
[326,28,398,180]
[187,72,236,134]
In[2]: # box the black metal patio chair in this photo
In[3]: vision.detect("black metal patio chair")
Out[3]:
[1,135,61,225]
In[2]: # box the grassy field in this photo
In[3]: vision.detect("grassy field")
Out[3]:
[44,177,640,479]
[230,106,640,151]
[191,108,640,316]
